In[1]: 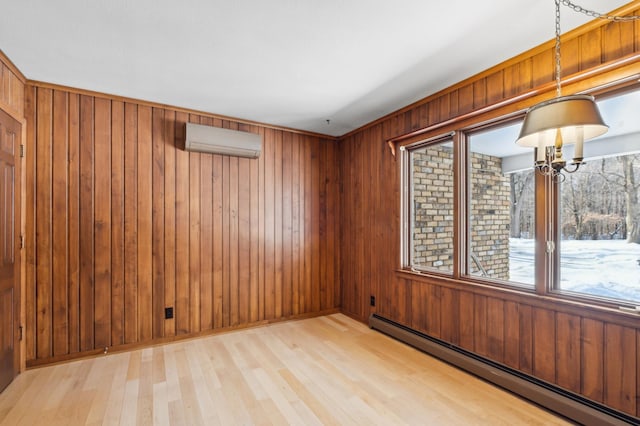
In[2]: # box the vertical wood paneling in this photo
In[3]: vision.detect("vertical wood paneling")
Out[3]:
[562,38,581,77]
[229,123,240,326]
[531,49,553,88]
[485,71,503,106]
[238,154,250,325]
[503,301,520,370]
[79,95,94,352]
[163,110,176,337]
[67,94,80,354]
[580,29,603,70]
[137,106,153,341]
[152,108,165,339]
[274,130,283,319]
[604,324,637,414]
[264,129,275,319]
[51,90,68,356]
[458,291,474,351]
[93,97,111,349]
[556,312,581,394]
[212,148,223,328]
[281,132,292,318]
[473,295,488,357]
[486,298,504,363]
[174,112,190,335]
[24,83,341,365]
[188,115,201,333]
[533,308,556,383]
[249,127,260,323]
[24,86,36,361]
[111,101,125,346]
[291,133,301,316]
[199,120,213,331]
[426,285,441,338]
[439,287,458,344]
[35,88,53,359]
[123,103,138,343]
[582,318,604,403]
[519,304,533,375]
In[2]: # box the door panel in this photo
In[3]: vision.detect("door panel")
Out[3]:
[0,109,20,393]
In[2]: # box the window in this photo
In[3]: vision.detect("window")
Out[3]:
[403,137,454,274]
[556,89,640,304]
[468,121,535,287]
[399,82,640,308]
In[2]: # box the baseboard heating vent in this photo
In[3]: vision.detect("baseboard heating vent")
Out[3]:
[369,313,638,426]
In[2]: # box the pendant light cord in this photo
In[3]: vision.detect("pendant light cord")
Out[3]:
[555,0,562,98]
[556,1,640,98]
[561,0,640,22]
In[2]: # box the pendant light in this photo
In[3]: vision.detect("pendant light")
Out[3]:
[514,0,627,178]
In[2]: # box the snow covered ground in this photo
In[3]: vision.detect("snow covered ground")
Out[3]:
[509,238,640,303]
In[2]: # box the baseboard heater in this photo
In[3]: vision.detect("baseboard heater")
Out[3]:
[369,314,638,426]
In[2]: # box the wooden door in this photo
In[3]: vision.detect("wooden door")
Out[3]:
[0,109,20,393]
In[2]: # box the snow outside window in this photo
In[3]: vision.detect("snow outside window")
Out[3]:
[557,89,640,304]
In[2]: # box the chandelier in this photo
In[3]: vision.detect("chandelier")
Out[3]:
[515,1,640,179]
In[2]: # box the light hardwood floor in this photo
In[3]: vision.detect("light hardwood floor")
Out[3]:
[0,314,570,425]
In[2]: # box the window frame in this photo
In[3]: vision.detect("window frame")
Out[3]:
[462,117,538,291]
[400,131,457,275]
[397,77,640,311]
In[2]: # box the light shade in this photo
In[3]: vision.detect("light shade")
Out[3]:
[515,94,608,148]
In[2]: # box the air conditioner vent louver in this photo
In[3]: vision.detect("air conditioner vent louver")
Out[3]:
[184,122,261,158]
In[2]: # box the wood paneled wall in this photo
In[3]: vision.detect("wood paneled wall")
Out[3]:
[340,4,640,418]
[0,51,24,121]
[24,84,340,364]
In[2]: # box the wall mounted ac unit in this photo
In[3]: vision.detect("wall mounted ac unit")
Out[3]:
[184,122,262,158]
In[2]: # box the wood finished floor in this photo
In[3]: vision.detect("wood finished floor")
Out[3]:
[0,314,570,425]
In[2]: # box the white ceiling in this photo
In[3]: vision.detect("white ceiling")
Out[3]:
[0,0,631,136]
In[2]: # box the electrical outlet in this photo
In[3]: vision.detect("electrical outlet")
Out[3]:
[370,295,376,307]
[164,307,174,319]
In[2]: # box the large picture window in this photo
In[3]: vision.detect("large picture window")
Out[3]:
[399,83,640,308]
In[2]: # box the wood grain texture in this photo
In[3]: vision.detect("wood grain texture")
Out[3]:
[0,52,25,121]
[0,314,570,426]
[339,11,640,418]
[24,85,340,365]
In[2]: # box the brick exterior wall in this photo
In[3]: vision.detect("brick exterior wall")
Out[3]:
[412,147,510,279]
[411,145,454,272]
[469,153,510,279]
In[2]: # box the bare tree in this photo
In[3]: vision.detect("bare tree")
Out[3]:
[562,172,592,240]
[599,154,640,244]
[509,171,533,238]
[622,155,640,243]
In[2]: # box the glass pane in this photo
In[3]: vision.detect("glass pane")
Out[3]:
[468,121,535,286]
[558,89,640,304]
[559,154,640,303]
[409,141,454,273]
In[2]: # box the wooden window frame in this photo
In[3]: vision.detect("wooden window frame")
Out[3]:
[396,68,640,313]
